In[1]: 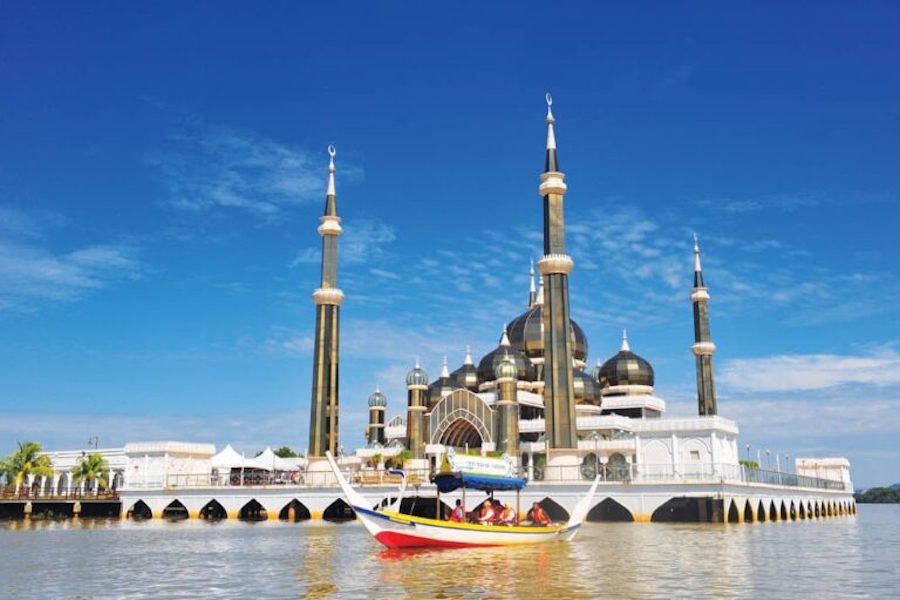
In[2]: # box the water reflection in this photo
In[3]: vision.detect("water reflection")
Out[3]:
[0,507,895,599]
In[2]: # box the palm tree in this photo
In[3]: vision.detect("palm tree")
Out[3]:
[71,453,109,493]
[0,441,54,490]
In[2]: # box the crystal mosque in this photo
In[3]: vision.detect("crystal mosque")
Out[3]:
[321,94,742,482]
[6,94,856,525]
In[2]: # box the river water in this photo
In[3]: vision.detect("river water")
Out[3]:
[0,505,897,599]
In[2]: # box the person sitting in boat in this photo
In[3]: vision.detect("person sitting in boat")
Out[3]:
[527,502,552,526]
[500,504,517,526]
[477,499,497,525]
[449,499,466,523]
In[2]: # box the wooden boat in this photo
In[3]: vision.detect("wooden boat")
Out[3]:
[325,451,601,548]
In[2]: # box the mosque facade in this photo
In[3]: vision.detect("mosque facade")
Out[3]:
[342,95,743,481]
[6,95,854,525]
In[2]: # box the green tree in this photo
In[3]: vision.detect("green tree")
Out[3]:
[0,441,53,490]
[71,452,109,492]
[274,446,298,458]
[855,487,900,504]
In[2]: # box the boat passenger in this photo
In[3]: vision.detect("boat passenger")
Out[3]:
[500,504,517,526]
[449,499,466,523]
[527,502,551,526]
[477,499,497,525]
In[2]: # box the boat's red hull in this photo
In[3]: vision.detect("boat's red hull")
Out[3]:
[374,530,496,549]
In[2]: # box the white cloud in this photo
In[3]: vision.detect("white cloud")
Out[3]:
[0,410,312,457]
[149,127,363,220]
[290,218,396,267]
[0,207,144,310]
[720,347,900,392]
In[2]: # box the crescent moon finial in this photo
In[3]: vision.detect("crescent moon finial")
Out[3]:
[327,144,336,158]
[545,92,553,107]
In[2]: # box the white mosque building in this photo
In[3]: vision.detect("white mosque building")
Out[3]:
[5,94,855,525]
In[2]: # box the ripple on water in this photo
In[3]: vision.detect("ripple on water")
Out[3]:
[0,506,898,599]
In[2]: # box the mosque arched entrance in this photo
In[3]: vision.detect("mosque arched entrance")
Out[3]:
[429,389,494,450]
[440,418,484,449]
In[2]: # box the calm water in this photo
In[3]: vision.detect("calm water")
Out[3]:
[1,505,898,599]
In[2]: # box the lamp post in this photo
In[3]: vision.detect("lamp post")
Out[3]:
[765,450,771,470]
[745,444,751,462]
[784,454,790,474]
[776,454,781,473]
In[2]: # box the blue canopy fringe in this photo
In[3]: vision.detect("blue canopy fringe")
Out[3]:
[432,472,527,493]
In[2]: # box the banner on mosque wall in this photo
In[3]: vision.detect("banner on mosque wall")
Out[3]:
[446,447,514,477]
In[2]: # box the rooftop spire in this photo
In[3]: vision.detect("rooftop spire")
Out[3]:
[536,276,545,305]
[528,258,537,307]
[464,345,473,365]
[693,232,705,288]
[621,329,631,352]
[544,93,560,173]
[500,324,511,347]
[324,145,337,216]
[441,356,450,378]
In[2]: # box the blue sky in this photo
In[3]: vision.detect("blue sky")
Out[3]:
[1,2,898,487]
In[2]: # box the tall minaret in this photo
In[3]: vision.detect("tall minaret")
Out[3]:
[405,359,429,459]
[536,94,578,449]
[495,352,520,458]
[528,259,537,308]
[367,388,387,446]
[691,234,718,416]
[308,145,344,457]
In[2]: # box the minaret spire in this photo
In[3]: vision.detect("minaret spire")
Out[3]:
[464,345,473,365]
[691,234,718,416]
[693,232,705,287]
[621,329,631,352]
[309,145,344,457]
[528,258,537,308]
[536,93,578,450]
[544,93,560,172]
[440,356,450,378]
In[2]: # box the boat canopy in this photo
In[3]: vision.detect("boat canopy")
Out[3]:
[432,472,527,493]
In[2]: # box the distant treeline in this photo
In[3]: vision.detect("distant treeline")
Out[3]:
[855,487,900,504]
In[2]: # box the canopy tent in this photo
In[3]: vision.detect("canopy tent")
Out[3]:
[256,447,305,471]
[211,444,272,471]
[432,472,527,493]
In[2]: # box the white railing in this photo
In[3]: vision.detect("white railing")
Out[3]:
[126,462,847,492]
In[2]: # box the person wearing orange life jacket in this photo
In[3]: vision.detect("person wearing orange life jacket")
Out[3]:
[500,504,517,526]
[449,499,466,523]
[477,499,497,525]
[527,502,552,526]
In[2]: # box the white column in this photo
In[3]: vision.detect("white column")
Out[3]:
[710,431,717,476]
[671,433,679,477]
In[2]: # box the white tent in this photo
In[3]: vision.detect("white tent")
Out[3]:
[211,444,272,471]
[256,447,305,472]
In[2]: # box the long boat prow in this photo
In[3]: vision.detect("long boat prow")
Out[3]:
[324,451,370,512]
[560,474,602,540]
